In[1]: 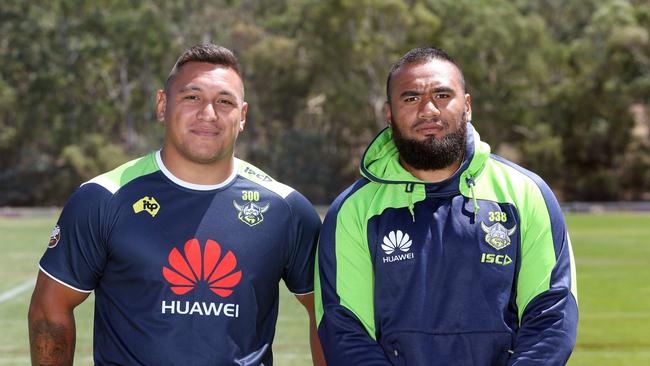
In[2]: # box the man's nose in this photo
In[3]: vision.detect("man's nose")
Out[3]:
[418,99,440,120]
[198,102,218,121]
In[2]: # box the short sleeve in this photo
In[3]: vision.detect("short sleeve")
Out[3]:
[39,183,111,292]
[281,191,321,294]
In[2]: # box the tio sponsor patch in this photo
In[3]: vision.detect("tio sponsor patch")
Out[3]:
[47,225,61,248]
[132,196,160,217]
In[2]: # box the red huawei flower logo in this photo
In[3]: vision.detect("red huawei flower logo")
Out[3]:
[162,239,242,297]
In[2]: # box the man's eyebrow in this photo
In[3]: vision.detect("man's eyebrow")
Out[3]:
[217,90,237,98]
[177,85,202,93]
[399,90,422,98]
[432,86,454,93]
[398,86,455,98]
[177,86,237,98]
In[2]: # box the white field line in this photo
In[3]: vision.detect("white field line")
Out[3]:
[583,311,650,319]
[0,278,36,304]
[573,350,650,356]
[0,357,94,365]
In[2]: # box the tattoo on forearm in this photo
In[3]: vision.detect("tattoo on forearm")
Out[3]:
[29,320,74,366]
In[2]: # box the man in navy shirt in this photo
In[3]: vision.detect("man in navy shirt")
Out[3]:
[29,43,325,365]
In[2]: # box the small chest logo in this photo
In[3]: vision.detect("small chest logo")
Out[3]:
[381,230,415,263]
[382,230,412,254]
[47,225,61,248]
[133,196,160,217]
[233,190,269,227]
[243,166,272,182]
[481,222,516,250]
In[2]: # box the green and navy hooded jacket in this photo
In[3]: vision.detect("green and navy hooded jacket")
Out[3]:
[315,123,578,365]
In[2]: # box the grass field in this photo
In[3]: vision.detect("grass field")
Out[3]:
[1,211,649,365]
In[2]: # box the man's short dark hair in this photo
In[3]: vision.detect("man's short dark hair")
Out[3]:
[386,46,466,102]
[165,44,242,95]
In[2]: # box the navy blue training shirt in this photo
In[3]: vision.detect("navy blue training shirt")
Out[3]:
[39,151,321,365]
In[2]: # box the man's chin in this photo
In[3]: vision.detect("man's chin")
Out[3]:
[422,133,447,141]
[182,148,231,165]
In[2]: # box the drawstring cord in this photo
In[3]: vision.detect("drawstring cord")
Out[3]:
[466,176,480,215]
[405,183,415,222]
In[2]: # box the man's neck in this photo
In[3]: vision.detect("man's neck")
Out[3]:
[399,157,463,183]
[160,149,235,186]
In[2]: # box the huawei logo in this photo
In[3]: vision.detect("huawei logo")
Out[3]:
[163,239,242,297]
[381,230,412,255]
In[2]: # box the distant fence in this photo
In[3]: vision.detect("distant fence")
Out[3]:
[2,203,650,219]
[562,202,650,213]
[0,207,60,217]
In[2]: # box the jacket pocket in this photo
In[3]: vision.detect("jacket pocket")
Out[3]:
[380,330,513,366]
[384,339,406,366]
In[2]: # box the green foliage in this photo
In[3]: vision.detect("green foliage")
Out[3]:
[57,133,130,195]
[0,0,648,204]
[0,0,170,205]
[541,0,650,199]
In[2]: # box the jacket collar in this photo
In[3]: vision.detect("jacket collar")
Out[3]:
[360,122,490,194]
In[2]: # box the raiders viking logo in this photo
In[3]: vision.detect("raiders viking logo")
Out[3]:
[233,200,270,227]
[481,222,516,250]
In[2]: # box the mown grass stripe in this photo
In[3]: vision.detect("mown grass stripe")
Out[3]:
[0,278,35,304]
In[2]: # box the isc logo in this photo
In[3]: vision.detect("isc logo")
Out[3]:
[132,196,161,217]
[480,253,512,266]
[244,166,272,182]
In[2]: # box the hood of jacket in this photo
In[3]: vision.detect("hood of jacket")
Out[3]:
[360,122,491,198]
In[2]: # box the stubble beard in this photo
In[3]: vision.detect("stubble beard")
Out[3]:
[391,111,468,171]
[180,139,234,165]
[175,122,238,165]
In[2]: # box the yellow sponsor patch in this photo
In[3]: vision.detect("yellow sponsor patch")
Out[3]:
[133,196,160,217]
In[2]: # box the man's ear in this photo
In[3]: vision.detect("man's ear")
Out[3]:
[464,93,472,122]
[239,102,248,132]
[155,90,166,122]
[384,101,392,127]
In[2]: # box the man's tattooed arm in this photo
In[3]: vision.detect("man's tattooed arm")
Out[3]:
[28,271,89,366]
[29,320,74,366]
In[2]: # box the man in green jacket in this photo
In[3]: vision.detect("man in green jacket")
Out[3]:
[315,46,578,365]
